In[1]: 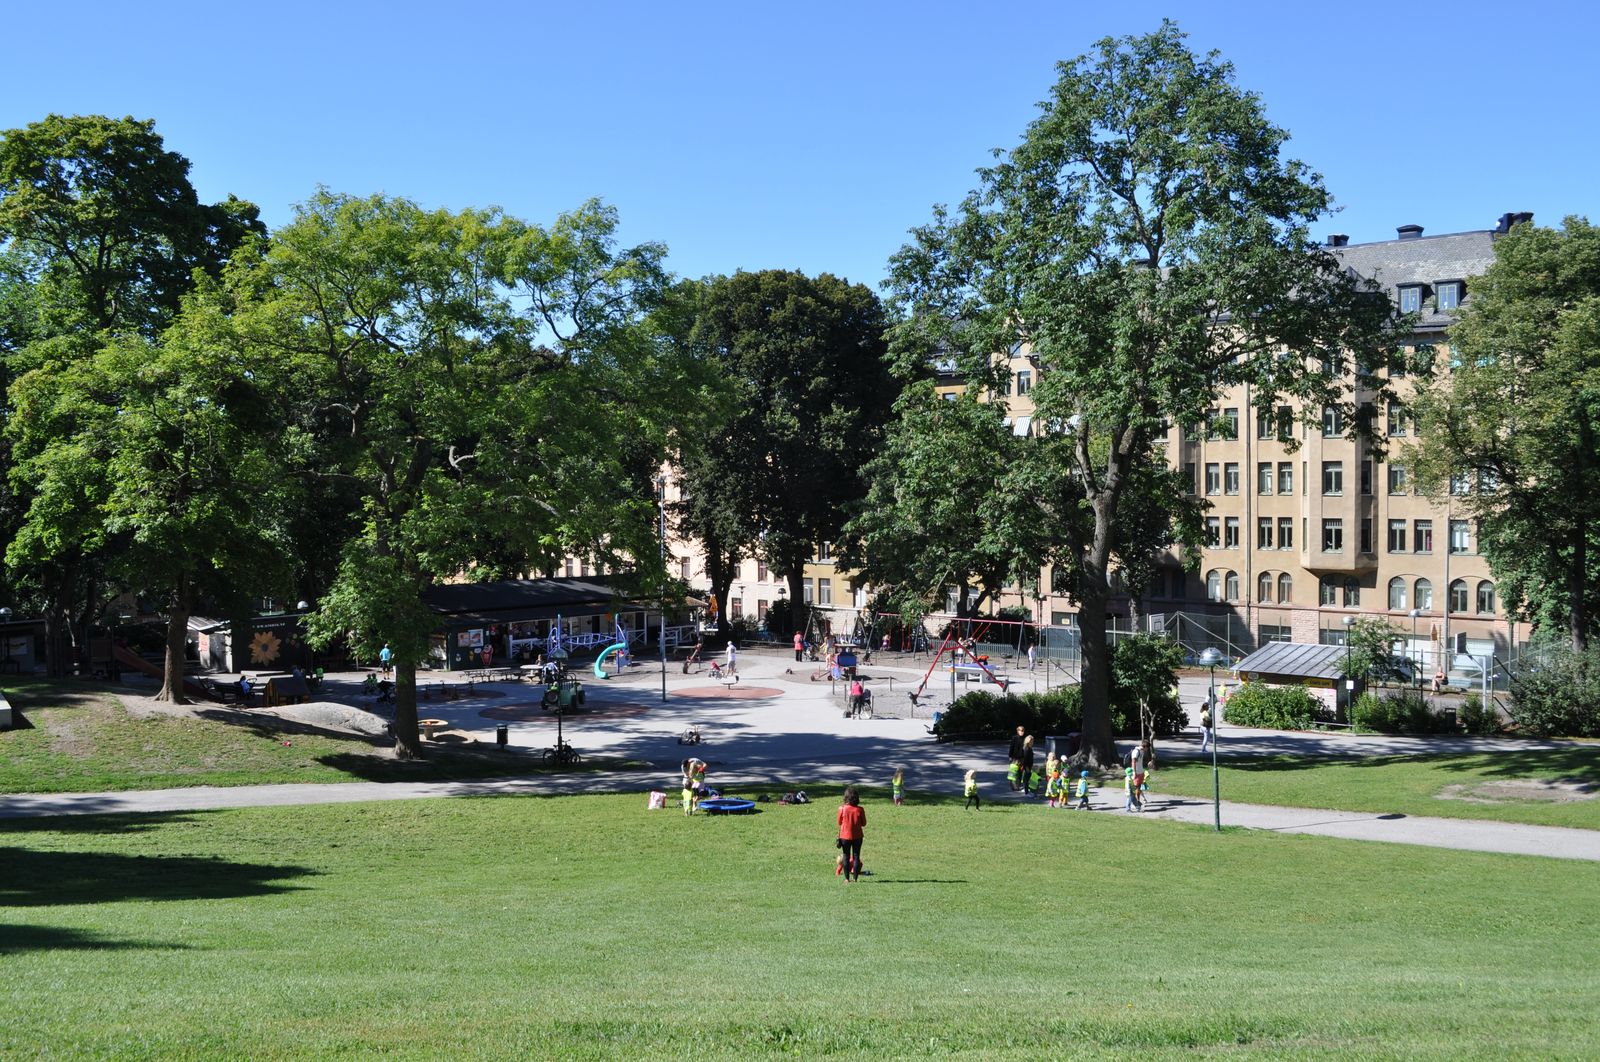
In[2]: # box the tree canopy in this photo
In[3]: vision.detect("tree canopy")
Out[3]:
[885,21,1400,765]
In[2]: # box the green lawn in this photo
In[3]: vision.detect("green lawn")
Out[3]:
[1154,748,1600,830]
[3,789,1597,1059]
[0,677,627,792]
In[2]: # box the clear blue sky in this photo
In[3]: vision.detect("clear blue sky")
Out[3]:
[5,1,1595,288]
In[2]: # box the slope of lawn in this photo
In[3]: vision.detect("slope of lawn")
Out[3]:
[1153,747,1600,830]
[2,787,1597,1059]
[0,678,622,792]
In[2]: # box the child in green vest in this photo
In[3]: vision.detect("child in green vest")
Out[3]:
[892,767,905,807]
[1074,770,1091,810]
[964,769,980,810]
[1006,760,1021,791]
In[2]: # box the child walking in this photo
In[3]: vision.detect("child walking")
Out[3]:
[1044,752,1061,807]
[963,769,981,810]
[1074,770,1092,810]
[1124,766,1138,812]
[892,767,905,807]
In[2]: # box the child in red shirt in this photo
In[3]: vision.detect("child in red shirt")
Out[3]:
[836,786,866,882]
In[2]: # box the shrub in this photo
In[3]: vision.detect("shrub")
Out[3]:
[1351,692,1453,734]
[1508,644,1600,738]
[1221,682,1319,730]
[1457,692,1501,735]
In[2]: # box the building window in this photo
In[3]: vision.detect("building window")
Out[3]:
[1278,573,1292,603]
[1343,579,1361,607]
[1398,285,1422,313]
[1258,572,1273,602]
[1322,406,1345,437]
[1225,571,1240,602]
[1321,461,1343,495]
[1415,579,1433,611]
[1360,518,1373,554]
[757,561,768,581]
[1205,516,1220,547]
[1449,519,1471,554]
[1360,459,1373,496]
[1437,281,1461,310]
[1278,462,1293,496]
[1224,517,1240,549]
[1276,405,1294,441]
[1278,517,1293,551]
[818,577,832,605]
[565,558,576,577]
[1205,463,1221,496]
[1257,462,1274,495]
[1256,409,1274,439]
[1414,520,1433,553]
[1185,462,1198,495]
[1388,577,1408,610]
[1450,471,1471,496]
[1016,370,1032,395]
[1387,400,1408,437]
[731,597,744,619]
[817,541,831,561]
[1322,519,1343,553]
[1206,570,1222,602]
[1388,464,1410,495]
[1224,463,1240,495]
[1388,519,1408,553]
[1221,407,1239,439]
[1449,578,1468,613]
[1257,517,1273,550]
[804,579,814,604]
[1319,576,1338,605]
[1476,580,1496,614]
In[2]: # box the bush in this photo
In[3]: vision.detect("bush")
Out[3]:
[1457,693,1501,735]
[1350,692,1453,734]
[1508,644,1600,738]
[1221,682,1319,730]
[931,681,1185,741]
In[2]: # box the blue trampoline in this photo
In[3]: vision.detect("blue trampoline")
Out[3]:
[698,797,757,815]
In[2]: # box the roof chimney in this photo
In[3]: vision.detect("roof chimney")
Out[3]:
[1326,234,1349,247]
[1495,211,1535,234]
[1396,224,1424,241]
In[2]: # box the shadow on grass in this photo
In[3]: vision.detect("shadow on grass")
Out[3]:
[1209,747,1600,781]
[0,847,315,907]
[0,924,194,956]
[0,812,205,835]
[0,677,128,712]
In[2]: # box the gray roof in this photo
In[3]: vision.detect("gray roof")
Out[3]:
[1334,230,1499,333]
[1233,641,1348,681]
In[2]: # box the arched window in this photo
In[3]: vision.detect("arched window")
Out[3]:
[1320,576,1338,605]
[1388,577,1407,610]
[1225,571,1240,602]
[1449,579,1469,613]
[1278,573,1292,603]
[1258,572,1273,602]
[1415,578,1433,611]
[1343,578,1361,607]
[1477,580,1496,614]
[1206,570,1222,602]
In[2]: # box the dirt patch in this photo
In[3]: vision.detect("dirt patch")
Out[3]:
[1437,778,1599,805]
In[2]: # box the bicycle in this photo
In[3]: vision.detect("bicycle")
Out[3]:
[542,741,582,765]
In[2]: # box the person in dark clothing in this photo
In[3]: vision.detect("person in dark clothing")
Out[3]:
[1007,726,1027,791]
[1020,734,1036,795]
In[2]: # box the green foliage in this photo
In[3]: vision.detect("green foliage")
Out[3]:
[1350,691,1452,734]
[1412,217,1600,651]
[1339,616,1409,683]
[1508,641,1600,737]
[1457,693,1502,736]
[1222,682,1320,731]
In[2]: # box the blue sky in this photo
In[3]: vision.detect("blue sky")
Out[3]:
[4,1,1595,288]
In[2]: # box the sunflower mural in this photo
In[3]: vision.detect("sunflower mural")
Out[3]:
[250,629,282,665]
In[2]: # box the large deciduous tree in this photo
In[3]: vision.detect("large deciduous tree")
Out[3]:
[678,269,897,631]
[886,22,1398,765]
[234,191,677,757]
[1412,217,1600,652]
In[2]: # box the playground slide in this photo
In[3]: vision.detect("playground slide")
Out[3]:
[593,642,629,678]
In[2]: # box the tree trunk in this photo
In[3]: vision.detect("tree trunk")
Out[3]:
[787,569,808,635]
[155,592,190,704]
[1571,518,1588,653]
[393,659,422,759]
[1075,585,1118,767]
[43,604,73,679]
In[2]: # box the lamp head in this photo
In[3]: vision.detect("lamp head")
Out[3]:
[1197,647,1223,668]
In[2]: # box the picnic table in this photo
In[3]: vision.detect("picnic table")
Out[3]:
[263,674,310,706]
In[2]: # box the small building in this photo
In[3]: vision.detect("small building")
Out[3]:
[1231,641,1358,713]
[0,614,46,675]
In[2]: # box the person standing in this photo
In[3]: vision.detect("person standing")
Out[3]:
[724,640,737,675]
[1020,734,1037,795]
[1199,703,1214,752]
[1027,643,1037,671]
[379,642,393,677]
[963,769,981,810]
[891,767,905,806]
[836,786,866,882]
[1074,770,1092,810]
[794,631,805,663]
[1007,726,1027,791]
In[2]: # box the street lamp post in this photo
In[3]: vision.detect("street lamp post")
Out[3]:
[1408,608,1421,711]
[1343,615,1357,734]
[657,476,668,704]
[1198,646,1223,832]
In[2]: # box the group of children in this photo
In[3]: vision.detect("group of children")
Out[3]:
[998,751,1095,809]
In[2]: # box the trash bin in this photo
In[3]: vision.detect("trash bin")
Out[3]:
[495,724,508,748]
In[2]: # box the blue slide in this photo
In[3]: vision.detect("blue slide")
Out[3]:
[593,642,629,678]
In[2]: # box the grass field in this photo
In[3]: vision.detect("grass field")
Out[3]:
[1154,748,1600,830]
[3,787,1598,1059]
[0,678,627,792]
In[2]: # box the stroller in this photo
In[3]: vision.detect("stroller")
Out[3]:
[677,726,703,746]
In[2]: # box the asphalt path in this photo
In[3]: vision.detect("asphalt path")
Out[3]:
[5,650,1597,861]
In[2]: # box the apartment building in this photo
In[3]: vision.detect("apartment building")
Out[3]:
[1028,213,1534,662]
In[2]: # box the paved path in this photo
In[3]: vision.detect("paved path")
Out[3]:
[6,650,1597,862]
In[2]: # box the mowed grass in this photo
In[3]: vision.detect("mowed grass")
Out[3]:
[0,678,621,792]
[3,789,1598,1059]
[1154,747,1600,830]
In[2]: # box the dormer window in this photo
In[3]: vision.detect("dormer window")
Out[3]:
[1437,281,1461,311]
[1398,285,1423,313]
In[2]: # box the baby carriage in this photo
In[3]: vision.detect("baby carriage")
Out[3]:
[677,726,703,746]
